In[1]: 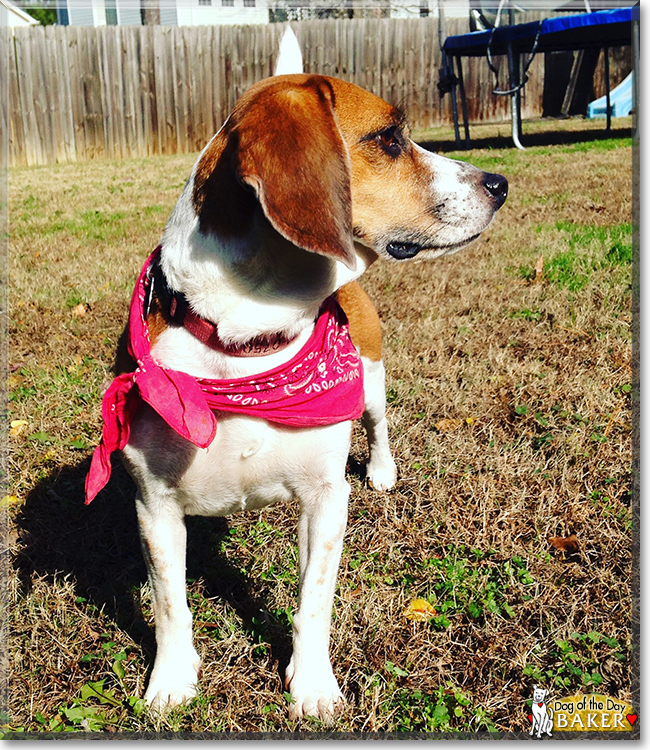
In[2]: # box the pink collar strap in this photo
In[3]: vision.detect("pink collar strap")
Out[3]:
[85,247,365,504]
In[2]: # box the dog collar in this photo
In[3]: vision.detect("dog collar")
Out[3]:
[147,253,298,357]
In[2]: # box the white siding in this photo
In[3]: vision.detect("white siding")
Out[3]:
[175,0,269,25]
[0,0,38,28]
[116,0,142,24]
[390,0,470,17]
[63,0,108,25]
[159,0,178,24]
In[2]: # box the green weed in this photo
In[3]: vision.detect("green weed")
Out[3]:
[379,664,495,732]
[10,362,106,419]
[420,546,534,624]
[523,631,626,693]
[510,308,543,322]
[0,678,145,735]
[559,137,633,153]
[542,221,632,291]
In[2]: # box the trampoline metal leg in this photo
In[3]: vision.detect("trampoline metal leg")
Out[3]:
[446,52,462,149]
[507,43,525,150]
[455,55,471,149]
[604,46,611,132]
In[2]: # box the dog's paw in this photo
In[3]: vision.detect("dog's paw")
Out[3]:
[285,660,345,723]
[366,456,397,492]
[145,651,201,711]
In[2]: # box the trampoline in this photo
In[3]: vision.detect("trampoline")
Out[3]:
[441,6,637,149]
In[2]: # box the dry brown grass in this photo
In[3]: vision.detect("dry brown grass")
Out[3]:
[3,118,635,735]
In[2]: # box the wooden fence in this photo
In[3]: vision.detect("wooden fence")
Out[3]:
[3,17,629,167]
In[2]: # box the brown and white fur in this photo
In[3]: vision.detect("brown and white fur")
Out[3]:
[118,29,507,721]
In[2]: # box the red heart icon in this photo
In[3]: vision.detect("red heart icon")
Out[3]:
[538,702,543,707]
[528,714,533,723]
[627,714,637,726]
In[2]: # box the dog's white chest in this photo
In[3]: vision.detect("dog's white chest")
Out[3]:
[123,407,352,518]
[196,417,282,514]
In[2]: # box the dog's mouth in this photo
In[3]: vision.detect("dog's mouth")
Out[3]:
[385,233,481,260]
[386,241,423,259]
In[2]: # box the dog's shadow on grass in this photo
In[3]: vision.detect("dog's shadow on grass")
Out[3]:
[13,456,294,677]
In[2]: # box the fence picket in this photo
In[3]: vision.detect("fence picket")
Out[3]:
[6,19,630,167]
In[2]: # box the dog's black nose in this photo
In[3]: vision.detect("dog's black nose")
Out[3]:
[482,172,508,209]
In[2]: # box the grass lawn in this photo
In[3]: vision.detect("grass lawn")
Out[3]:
[4,117,635,735]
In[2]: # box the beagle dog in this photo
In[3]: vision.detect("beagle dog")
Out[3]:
[94,30,507,722]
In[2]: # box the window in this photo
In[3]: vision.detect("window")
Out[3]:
[244,0,255,6]
[105,0,118,24]
[222,0,234,6]
[199,0,212,5]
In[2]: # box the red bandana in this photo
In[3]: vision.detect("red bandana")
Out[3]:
[85,248,365,504]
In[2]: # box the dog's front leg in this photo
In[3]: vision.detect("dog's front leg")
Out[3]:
[285,480,349,722]
[136,492,201,710]
[362,357,397,491]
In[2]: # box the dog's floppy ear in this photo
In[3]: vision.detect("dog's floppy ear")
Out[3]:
[232,76,356,270]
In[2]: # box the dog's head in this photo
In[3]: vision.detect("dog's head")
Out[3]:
[532,685,550,704]
[191,74,507,274]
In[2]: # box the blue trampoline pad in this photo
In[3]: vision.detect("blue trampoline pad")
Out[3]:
[443,7,634,57]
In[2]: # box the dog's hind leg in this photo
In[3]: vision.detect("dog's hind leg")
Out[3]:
[285,472,350,722]
[135,490,201,710]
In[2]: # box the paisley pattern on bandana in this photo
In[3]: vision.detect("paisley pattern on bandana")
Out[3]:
[85,247,365,504]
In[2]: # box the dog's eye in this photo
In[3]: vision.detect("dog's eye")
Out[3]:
[376,128,402,157]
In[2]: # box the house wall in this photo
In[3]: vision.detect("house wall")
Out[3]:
[56,0,269,26]
[175,0,269,26]
[0,0,38,28]
[391,0,470,19]
[159,0,177,24]
[116,0,143,24]
[63,0,108,25]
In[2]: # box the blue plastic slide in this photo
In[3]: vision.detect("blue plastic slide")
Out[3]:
[587,71,634,118]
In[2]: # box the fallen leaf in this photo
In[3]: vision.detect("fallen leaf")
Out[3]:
[9,419,29,436]
[534,254,544,282]
[0,496,20,508]
[404,598,437,621]
[549,534,580,555]
[72,303,87,317]
[435,418,463,434]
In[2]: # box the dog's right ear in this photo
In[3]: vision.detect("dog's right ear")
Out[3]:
[193,77,356,270]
